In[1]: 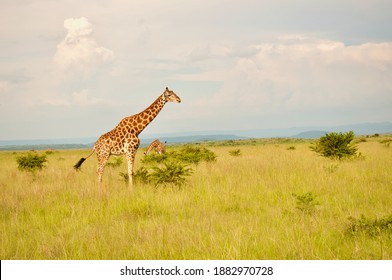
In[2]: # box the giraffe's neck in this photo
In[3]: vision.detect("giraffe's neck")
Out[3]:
[133,94,166,134]
[145,145,154,155]
[145,140,158,155]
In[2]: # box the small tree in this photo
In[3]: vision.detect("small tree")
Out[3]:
[150,161,193,187]
[292,192,320,215]
[141,145,217,165]
[310,131,358,160]
[16,153,47,173]
[133,167,151,184]
[174,145,217,164]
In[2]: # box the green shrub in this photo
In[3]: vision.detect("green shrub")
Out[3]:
[379,138,392,148]
[119,172,129,183]
[16,153,47,173]
[120,168,151,184]
[347,214,392,238]
[292,192,320,215]
[44,150,58,155]
[174,145,217,164]
[133,167,151,184]
[229,149,241,156]
[150,161,193,187]
[141,153,170,165]
[141,145,217,165]
[124,162,193,187]
[107,156,123,168]
[220,140,238,146]
[134,145,216,186]
[353,137,367,144]
[310,131,358,160]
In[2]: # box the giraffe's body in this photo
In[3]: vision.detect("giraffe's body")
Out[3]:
[144,139,166,155]
[74,87,181,189]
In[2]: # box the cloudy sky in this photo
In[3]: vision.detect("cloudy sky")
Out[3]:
[1,0,391,141]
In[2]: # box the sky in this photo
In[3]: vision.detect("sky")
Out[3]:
[1,0,392,141]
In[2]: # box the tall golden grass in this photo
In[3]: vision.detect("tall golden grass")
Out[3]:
[1,137,391,259]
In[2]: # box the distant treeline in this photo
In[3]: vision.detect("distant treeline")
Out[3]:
[0,134,247,151]
[0,144,92,151]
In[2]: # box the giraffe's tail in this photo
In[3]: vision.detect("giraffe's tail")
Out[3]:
[73,148,95,171]
[73,158,86,170]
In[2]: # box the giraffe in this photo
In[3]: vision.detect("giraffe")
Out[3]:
[144,139,166,155]
[73,87,181,189]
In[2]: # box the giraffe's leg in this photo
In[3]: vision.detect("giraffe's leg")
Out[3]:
[96,152,110,184]
[125,150,137,190]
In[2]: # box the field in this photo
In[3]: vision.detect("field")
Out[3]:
[1,136,391,259]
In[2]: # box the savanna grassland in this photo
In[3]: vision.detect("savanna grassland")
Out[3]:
[1,136,391,260]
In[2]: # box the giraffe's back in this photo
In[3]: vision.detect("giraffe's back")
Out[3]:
[95,126,139,156]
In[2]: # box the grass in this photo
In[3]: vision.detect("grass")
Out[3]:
[1,136,391,259]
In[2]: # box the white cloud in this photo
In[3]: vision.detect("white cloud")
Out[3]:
[183,36,392,126]
[0,80,11,94]
[171,71,224,82]
[42,89,104,107]
[71,89,103,107]
[53,17,114,72]
[2,0,392,140]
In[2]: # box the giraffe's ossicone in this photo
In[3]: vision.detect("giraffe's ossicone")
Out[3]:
[73,87,181,189]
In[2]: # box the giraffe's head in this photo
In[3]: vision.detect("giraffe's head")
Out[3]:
[163,87,181,103]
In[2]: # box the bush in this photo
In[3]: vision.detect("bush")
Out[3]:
[16,153,47,173]
[133,167,151,184]
[229,149,241,156]
[141,153,170,165]
[174,145,217,164]
[379,138,392,148]
[347,214,392,238]
[107,156,123,168]
[150,161,193,187]
[119,172,129,183]
[45,150,57,155]
[141,145,217,165]
[120,167,152,184]
[310,131,358,160]
[292,192,320,215]
[353,137,367,144]
[124,162,193,187]
[135,145,215,187]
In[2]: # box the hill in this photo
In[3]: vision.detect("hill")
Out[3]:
[291,131,328,139]
[1,121,391,150]
[0,135,246,151]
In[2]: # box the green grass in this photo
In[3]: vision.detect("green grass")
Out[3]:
[1,136,392,259]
